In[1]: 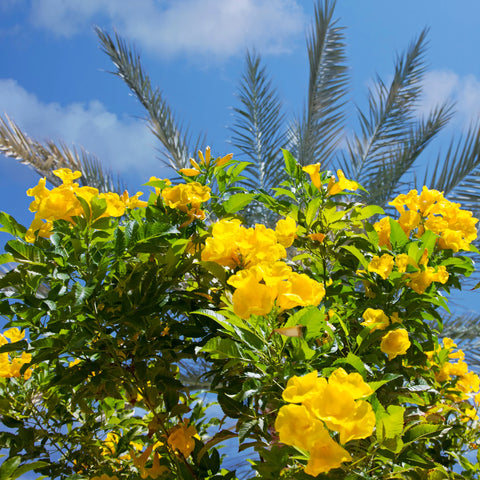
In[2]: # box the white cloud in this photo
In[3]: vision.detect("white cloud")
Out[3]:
[419,70,480,127]
[0,78,160,180]
[29,0,306,58]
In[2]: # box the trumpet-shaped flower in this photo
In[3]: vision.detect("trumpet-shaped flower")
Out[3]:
[361,308,390,332]
[275,216,297,247]
[304,431,352,476]
[327,170,358,196]
[368,254,394,280]
[380,329,411,360]
[302,163,321,189]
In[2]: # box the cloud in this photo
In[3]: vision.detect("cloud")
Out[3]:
[29,0,306,58]
[419,70,480,127]
[0,78,160,180]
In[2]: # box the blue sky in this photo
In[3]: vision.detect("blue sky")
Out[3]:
[1,0,480,312]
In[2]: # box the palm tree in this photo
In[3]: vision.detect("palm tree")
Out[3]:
[1,0,479,359]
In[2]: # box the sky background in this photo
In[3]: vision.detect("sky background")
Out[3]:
[1,1,480,476]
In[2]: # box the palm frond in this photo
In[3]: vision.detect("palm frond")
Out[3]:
[423,122,480,215]
[0,115,123,192]
[96,27,204,172]
[343,29,429,195]
[367,103,454,208]
[229,50,286,191]
[290,0,348,167]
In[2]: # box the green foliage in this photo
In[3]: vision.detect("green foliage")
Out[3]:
[0,148,478,479]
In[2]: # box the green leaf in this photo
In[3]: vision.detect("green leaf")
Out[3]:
[223,193,255,213]
[350,205,384,221]
[389,218,408,249]
[283,149,297,176]
[0,212,26,238]
[5,240,45,264]
[340,245,368,268]
[305,198,322,226]
[201,337,244,360]
[377,405,405,440]
[332,352,368,377]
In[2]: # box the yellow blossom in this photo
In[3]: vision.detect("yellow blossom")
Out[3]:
[374,216,391,248]
[276,272,326,311]
[308,232,326,242]
[167,420,197,458]
[380,329,411,360]
[275,216,297,247]
[282,370,326,403]
[368,254,394,280]
[275,403,326,451]
[302,163,321,189]
[360,308,390,332]
[3,328,24,343]
[327,170,358,196]
[304,431,352,476]
[231,276,276,319]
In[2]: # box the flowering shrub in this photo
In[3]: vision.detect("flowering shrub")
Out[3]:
[0,148,479,479]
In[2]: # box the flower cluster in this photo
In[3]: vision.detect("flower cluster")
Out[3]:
[179,146,233,176]
[427,338,480,398]
[275,369,375,476]
[161,182,211,226]
[360,309,411,360]
[0,328,32,379]
[202,218,324,318]
[376,186,478,252]
[365,247,449,295]
[26,168,147,242]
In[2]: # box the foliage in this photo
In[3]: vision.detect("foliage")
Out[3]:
[0,148,479,479]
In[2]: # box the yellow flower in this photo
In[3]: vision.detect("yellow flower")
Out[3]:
[307,232,326,242]
[276,272,326,311]
[380,329,411,360]
[201,218,243,267]
[302,163,321,189]
[167,420,197,458]
[275,216,297,247]
[275,403,326,451]
[120,191,148,209]
[162,182,211,225]
[304,430,352,476]
[404,265,449,294]
[98,192,126,217]
[327,170,358,196]
[374,216,391,248]
[3,328,24,343]
[360,308,390,332]
[398,209,421,237]
[456,371,480,394]
[395,253,410,273]
[53,168,82,186]
[389,189,418,214]
[282,370,326,403]
[368,254,394,280]
[231,276,276,319]
[304,369,375,444]
[328,368,373,399]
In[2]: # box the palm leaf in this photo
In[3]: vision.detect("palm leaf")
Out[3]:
[96,27,204,172]
[343,29,429,196]
[290,0,348,167]
[423,122,480,216]
[367,103,454,208]
[230,50,286,191]
[0,115,123,192]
